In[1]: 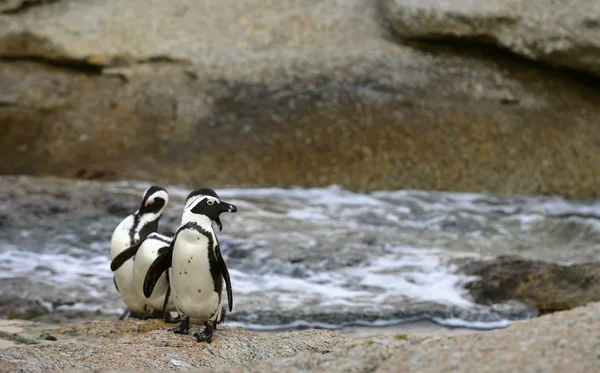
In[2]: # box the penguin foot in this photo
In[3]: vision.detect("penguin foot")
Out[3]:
[163,312,182,324]
[118,309,131,321]
[215,308,226,330]
[140,310,163,320]
[193,323,214,343]
[168,316,190,334]
[128,311,148,320]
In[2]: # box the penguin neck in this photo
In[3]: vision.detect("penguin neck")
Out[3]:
[136,210,162,228]
[181,213,215,233]
[133,211,161,240]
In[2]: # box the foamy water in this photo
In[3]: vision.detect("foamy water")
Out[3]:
[1,179,599,329]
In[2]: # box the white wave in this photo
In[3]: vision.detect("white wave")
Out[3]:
[432,317,513,330]
[0,249,112,284]
[2,180,599,331]
[228,315,516,331]
[226,319,341,331]
[55,302,122,315]
[229,246,478,312]
[216,185,385,207]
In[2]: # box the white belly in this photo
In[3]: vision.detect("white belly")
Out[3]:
[132,236,175,312]
[110,216,146,314]
[171,230,220,322]
[113,261,147,314]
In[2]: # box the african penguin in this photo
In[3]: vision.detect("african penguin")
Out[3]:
[144,188,237,343]
[109,185,169,319]
[129,231,179,321]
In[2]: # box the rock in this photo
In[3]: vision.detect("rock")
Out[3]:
[459,256,600,314]
[200,302,600,373]
[381,0,600,77]
[0,319,350,372]
[2,303,600,373]
[0,296,50,320]
[0,0,598,196]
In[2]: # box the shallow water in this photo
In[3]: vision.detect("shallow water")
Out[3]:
[1,179,599,330]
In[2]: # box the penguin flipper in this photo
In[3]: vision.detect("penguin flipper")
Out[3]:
[143,244,173,298]
[110,243,141,271]
[215,245,233,312]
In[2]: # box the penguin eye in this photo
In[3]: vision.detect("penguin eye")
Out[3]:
[145,199,154,206]
[207,200,214,206]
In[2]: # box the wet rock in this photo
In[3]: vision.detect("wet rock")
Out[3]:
[459,256,600,314]
[0,175,157,222]
[0,296,50,320]
[38,332,56,341]
[0,0,598,196]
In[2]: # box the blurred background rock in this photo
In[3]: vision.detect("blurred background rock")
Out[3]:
[1,0,598,196]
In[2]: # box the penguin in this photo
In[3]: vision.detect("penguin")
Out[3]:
[143,188,237,343]
[130,232,179,322]
[109,185,169,320]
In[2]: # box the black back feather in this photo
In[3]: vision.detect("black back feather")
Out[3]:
[143,244,173,298]
[110,243,141,271]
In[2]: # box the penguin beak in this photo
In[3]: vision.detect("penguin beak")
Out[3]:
[219,201,238,214]
[215,201,237,232]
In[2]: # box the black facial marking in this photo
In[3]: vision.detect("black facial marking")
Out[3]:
[127,186,167,247]
[142,185,166,205]
[190,197,237,226]
[139,184,167,215]
[191,199,220,221]
[139,197,166,215]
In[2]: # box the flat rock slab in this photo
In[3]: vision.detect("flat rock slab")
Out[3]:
[3,302,599,372]
[203,302,600,373]
[0,319,350,372]
[0,1,599,196]
[381,0,600,76]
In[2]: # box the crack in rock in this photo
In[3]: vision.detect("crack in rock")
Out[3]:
[1,0,60,14]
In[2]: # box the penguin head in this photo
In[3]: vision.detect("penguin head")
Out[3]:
[184,188,237,231]
[138,185,169,218]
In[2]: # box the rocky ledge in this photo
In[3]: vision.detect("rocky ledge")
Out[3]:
[0,0,599,196]
[1,302,599,373]
[382,0,600,77]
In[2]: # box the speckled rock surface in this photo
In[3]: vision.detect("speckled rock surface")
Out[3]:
[381,0,600,76]
[0,319,350,372]
[3,302,599,372]
[198,302,600,373]
[0,0,599,196]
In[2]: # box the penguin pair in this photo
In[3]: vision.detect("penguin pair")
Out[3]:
[109,186,177,321]
[110,186,237,343]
